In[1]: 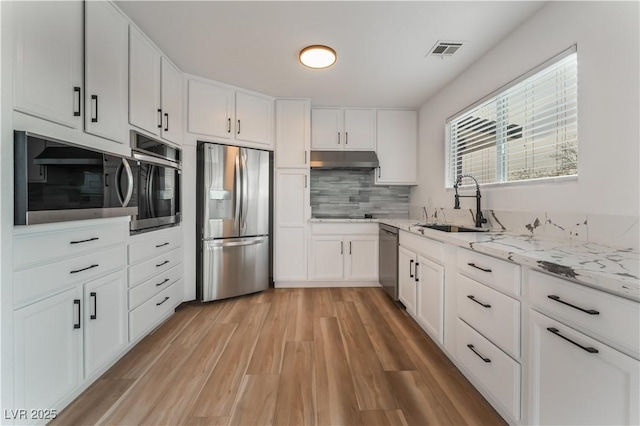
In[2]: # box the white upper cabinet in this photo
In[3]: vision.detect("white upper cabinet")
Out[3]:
[188,79,273,149]
[275,99,310,168]
[12,1,83,129]
[311,108,375,151]
[375,110,417,185]
[160,58,184,145]
[128,25,161,136]
[84,0,129,144]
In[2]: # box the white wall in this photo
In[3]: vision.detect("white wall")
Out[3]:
[412,1,640,217]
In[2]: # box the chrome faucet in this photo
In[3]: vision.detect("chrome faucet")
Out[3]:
[454,174,487,228]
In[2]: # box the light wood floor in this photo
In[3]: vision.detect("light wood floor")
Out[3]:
[52,288,506,425]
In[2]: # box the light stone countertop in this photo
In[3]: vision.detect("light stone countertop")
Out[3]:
[309,217,640,302]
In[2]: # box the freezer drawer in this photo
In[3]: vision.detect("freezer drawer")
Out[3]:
[200,236,269,302]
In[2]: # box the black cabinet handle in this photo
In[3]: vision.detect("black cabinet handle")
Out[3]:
[467,295,491,308]
[304,150,307,164]
[73,299,81,329]
[90,292,97,320]
[547,327,598,353]
[227,117,231,133]
[337,132,340,144]
[467,262,492,273]
[158,109,162,128]
[237,119,241,134]
[349,241,352,255]
[155,242,170,248]
[378,166,381,178]
[164,113,169,131]
[409,259,414,278]
[156,296,170,306]
[91,95,98,123]
[74,87,81,117]
[304,175,307,188]
[70,237,99,245]
[156,260,170,267]
[467,344,491,362]
[70,264,99,274]
[340,241,343,255]
[415,262,420,282]
[345,132,349,144]
[547,295,599,315]
[156,278,170,287]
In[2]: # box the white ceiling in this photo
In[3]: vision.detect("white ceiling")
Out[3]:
[116,1,547,108]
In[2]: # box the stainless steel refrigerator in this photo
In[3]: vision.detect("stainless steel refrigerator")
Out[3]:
[196,142,271,302]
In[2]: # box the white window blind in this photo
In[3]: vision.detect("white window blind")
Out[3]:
[446,47,578,186]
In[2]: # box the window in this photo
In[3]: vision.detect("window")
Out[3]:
[446,46,578,187]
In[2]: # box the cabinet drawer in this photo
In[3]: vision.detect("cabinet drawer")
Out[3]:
[400,230,444,263]
[128,247,183,287]
[457,248,520,296]
[528,270,640,356]
[129,264,182,310]
[128,226,182,264]
[457,274,520,358]
[129,279,183,342]
[14,246,126,308]
[456,318,521,420]
[14,222,127,269]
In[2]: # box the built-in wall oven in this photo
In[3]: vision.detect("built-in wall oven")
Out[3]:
[130,131,181,234]
[14,131,137,225]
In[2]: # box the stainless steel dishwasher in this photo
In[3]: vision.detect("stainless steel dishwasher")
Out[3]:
[379,223,399,300]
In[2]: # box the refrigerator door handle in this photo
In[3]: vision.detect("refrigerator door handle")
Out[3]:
[241,152,249,232]
[206,238,266,248]
[234,154,242,230]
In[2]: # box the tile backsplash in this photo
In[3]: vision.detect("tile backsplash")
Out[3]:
[311,169,410,218]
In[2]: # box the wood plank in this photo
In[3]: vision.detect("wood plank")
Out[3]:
[170,302,227,345]
[181,417,230,426]
[353,290,416,371]
[312,288,335,317]
[51,379,134,425]
[228,375,280,426]
[369,288,425,340]
[335,301,396,410]
[285,289,314,341]
[272,341,317,426]
[140,323,237,425]
[360,409,409,426]
[215,295,255,324]
[191,303,270,417]
[246,291,291,374]
[386,370,454,425]
[314,317,362,426]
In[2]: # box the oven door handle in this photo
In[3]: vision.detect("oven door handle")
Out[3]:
[118,158,134,207]
[147,164,156,218]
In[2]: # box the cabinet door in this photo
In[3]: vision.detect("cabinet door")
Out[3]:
[275,100,310,168]
[129,25,161,136]
[161,57,184,145]
[85,1,129,144]
[398,246,417,316]
[528,310,639,425]
[309,236,344,281]
[14,287,83,412]
[376,110,417,185]
[235,91,273,146]
[344,236,379,281]
[12,1,83,129]
[415,255,444,344]
[188,79,234,139]
[275,228,307,282]
[84,271,127,378]
[343,109,375,150]
[311,108,342,149]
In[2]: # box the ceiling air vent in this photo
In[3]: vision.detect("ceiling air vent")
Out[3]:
[428,41,463,57]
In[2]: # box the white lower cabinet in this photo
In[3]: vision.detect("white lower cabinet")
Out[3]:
[309,236,344,281]
[528,309,639,425]
[309,234,378,282]
[398,245,417,316]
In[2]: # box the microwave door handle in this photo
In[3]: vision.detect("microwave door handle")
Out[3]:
[121,158,134,207]
[115,161,125,206]
[234,154,241,230]
[147,165,156,218]
[241,153,249,231]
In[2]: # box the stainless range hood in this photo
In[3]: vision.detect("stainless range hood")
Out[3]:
[310,150,379,169]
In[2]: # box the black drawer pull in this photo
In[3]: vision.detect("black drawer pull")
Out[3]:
[70,237,99,245]
[415,262,420,282]
[409,259,414,278]
[155,242,170,248]
[70,264,99,274]
[156,296,170,306]
[73,299,81,329]
[467,344,491,362]
[156,278,170,287]
[90,292,97,320]
[227,117,231,133]
[467,295,491,308]
[156,260,170,267]
[164,113,169,132]
[237,119,241,134]
[91,95,98,123]
[467,262,492,273]
[547,295,600,315]
[73,87,81,117]
[547,327,598,354]
[158,109,162,128]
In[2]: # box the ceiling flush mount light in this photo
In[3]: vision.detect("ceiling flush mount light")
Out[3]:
[299,45,337,69]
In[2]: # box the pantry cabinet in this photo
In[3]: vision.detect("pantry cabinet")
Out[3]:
[375,110,417,185]
[84,0,129,144]
[275,99,310,168]
[311,108,375,150]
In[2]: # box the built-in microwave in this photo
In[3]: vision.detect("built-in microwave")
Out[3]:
[129,131,181,234]
[14,131,138,226]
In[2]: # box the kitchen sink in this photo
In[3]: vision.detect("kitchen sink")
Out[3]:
[416,223,489,233]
